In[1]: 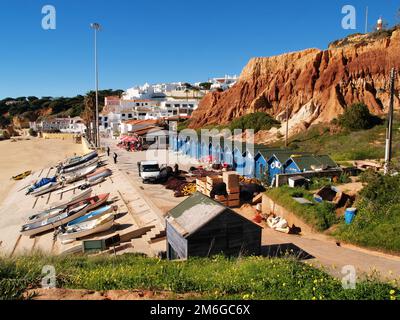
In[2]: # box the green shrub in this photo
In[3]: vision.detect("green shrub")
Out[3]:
[266,186,337,231]
[229,112,280,133]
[334,173,400,253]
[338,103,381,131]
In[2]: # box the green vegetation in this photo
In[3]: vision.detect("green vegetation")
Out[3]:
[229,112,280,133]
[336,103,381,131]
[1,254,398,300]
[0,90,123,129]
[277,112,400,161]
[334,173,400,253]
[266,186,338,231]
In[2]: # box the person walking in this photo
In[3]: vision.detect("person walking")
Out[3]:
[107,147,110,157]
[113,152,118,164]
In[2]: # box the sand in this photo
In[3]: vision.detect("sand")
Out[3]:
[0,138,83,203]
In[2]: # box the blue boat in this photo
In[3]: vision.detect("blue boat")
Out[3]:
[67,205,112,227]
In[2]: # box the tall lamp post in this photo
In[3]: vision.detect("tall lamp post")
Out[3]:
[91,22,101,148]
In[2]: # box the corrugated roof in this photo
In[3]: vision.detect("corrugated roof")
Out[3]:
[315,155,338,168]
[259,150,294,163]
[167,193,225,237]
[289,154,338,171]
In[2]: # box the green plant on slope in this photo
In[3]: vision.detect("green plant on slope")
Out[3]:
[338,103,381,131]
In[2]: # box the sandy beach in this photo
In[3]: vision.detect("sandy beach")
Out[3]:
[0,138,83,203]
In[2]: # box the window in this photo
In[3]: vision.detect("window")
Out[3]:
[189,104,194,108]
[122,114,126,117]
[128,114,132,118]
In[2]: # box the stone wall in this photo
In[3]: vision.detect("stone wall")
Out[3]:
[262,193,314,235]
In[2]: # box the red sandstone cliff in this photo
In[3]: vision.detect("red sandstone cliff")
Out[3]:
[190,28,400,136]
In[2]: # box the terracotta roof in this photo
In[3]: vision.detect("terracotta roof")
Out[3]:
[122,119,159,125]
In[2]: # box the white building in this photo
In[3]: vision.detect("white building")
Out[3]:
[30,117,86,134]
[210,75,238,90]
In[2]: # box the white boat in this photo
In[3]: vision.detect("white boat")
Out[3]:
[61,165,98,183]
[60,157,99,174]
[21,193,111,236]
[28,192,108,223]
[27,188,92,221]
[61,151,98,168]
[67,205,114,227]
[87,169,112,183]
[30,181,64,197]
[59,213,115,243]
[21,203,90,237]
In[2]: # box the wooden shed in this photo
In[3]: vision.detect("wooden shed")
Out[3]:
[166,192,262,260]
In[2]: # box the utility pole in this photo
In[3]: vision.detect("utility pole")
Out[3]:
[285,104,289,148]
[384,68,396,175]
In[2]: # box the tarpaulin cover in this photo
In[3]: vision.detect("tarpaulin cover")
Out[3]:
[33,177,57,189]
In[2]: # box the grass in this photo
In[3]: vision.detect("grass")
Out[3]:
[333,173,400,254]
[334,205,400,254]
[0,254,399,300]
[272,113,400,162]
[266,186,338,231]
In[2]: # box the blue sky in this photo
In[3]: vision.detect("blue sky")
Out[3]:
[0,0,398,98]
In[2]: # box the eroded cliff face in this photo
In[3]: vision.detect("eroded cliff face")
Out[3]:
[190,28,400,136]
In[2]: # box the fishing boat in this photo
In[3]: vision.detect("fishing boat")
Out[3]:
[59,157,99,174]
[26,177,57,195]
[87,169,112,183]
[61,164,98,183]
[28,192,107,223]
[67,205,114,227]
[12,171,32,181]
[61,151,97,168]
[21,194,110,236]
[47,187,92,209]
[86,167,109,178]
[58,213,115,243]
[30,181,64,197]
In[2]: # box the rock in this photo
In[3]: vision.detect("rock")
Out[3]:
[189,28,400,134]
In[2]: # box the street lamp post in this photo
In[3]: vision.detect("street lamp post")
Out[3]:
[91,22,101,148]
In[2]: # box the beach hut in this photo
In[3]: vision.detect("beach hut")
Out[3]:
[211,142,221,163]
[223,145,234,166]
[242,145,275,178]
[233,146,246,175]
[284,154,338,174]
[166,192,262,260]
[263,151,294,182]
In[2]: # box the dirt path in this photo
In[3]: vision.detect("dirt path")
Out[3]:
[25,288,197,300]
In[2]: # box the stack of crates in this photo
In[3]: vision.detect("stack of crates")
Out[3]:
[196,177,207,194]
[223,172,240,207]
[206,175,223,197]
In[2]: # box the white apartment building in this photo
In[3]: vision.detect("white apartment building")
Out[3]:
[210,75,238,90]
